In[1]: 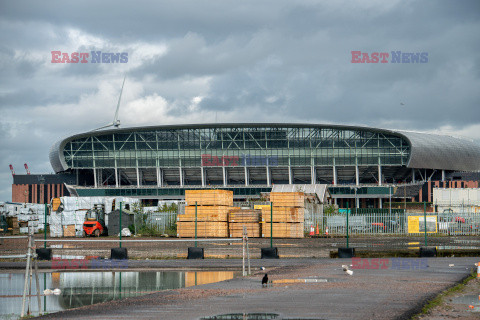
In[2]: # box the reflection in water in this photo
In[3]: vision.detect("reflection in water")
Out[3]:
[0,271,239,319]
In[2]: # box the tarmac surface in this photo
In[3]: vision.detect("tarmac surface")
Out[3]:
[22,257,478,320]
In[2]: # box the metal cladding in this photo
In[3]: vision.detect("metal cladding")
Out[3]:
[393,130,480,171]
[49,123,480,174]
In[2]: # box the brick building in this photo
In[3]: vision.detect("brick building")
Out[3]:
[12,174,74,204]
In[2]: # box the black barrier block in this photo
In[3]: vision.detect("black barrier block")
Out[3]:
[419,247,436,257]
[338,247,355,258]
[261,247,279,259]
[36,248,52,260]
[110,247,128,260]
[187,247,204,259]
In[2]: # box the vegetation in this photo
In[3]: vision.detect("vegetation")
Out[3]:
[128,203,178,237]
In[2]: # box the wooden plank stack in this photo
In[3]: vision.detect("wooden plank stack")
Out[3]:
[262,192,305,238]
[177,190,233,238]
[228,209,261,238]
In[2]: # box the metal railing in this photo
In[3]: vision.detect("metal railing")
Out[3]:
[317,211,480,236]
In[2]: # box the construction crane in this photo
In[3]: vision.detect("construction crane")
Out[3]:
[9,164,15,177]
[24,163,31,175]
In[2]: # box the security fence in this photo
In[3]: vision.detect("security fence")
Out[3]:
[318,211,480,236]
[133,211,177,235]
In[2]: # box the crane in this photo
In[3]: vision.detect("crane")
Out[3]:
[24,163,31,175]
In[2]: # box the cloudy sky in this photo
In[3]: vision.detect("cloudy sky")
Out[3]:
[1,0,479,201]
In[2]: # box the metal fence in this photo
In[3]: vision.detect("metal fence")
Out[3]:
[318,212,480,236]
[134,211,177,234]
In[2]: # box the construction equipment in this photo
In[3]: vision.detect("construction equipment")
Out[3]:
[83,204,108,237]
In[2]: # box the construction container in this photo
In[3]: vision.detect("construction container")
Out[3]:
[262,222,304,238]
[185,190,233,206]
[177,221,229,238]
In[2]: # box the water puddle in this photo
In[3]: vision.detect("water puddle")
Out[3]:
[0,270,240,319]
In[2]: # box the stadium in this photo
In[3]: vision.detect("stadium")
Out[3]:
[42,123,480,206]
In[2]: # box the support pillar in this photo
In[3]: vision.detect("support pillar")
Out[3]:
[412,169,416,183]
[156,167,162,187]
[201,167,205,187]
[355,165,359,186]
[179,167,184,187]
[333,166,337,186]
[441,170,445,182]
[222,166,227,187]
[288,166,292,184]
[378,165,382,186]
[93,169,97,188]
[266,167,271,187]
[115,168,119,188]
[136,167,140,187]
[379,198,383,209]
[244,167,249,186]
[311,166,316,184]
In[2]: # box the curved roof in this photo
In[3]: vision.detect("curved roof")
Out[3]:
[49,123,480,173]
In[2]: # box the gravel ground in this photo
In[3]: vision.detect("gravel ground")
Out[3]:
[20,257,478,320]
[418,275,480,320]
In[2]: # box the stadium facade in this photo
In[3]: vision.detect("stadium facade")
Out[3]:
[40,123,480,206]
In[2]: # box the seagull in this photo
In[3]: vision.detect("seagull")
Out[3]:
[43,289,53,296]
[345,270,353,276]
[342,264,349,272]
[53,288,62,295]
[400,102,405,106]
[262,274,268,287]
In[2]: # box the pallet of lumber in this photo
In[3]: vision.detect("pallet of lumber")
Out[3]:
[262,222,304,238]
[261,207,304,223]
[62,225,76,237]
[269,192,305,208]
[178,206,230,222]
[229,223,261,238]
[228,209,261,223]
[6,217,19,229]
[177,221,229,238]
[185,190,234,206]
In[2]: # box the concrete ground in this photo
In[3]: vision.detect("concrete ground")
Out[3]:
[22,257,478,320]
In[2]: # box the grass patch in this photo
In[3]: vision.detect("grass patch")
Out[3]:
[411,269,477,319]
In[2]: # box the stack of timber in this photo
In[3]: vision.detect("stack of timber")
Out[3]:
[262,192,305,238]
[6,217,19,235]
[228,209,261,238]
[177,190,233,238]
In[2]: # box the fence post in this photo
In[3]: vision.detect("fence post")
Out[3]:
[423,202,427,246]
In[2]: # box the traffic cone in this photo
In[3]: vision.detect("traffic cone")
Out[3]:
[325,227,329,237]
[315,224,319,235]
[477,262,480,278]
[309,225,314,236]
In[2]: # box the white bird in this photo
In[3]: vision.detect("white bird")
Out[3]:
[346,270,353,276]
[260,267,265,270]
[53,288,62,295]
[43,289,53,296]
[342,265,349,272]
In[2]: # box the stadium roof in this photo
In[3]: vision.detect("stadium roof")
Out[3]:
[50,123,480,173]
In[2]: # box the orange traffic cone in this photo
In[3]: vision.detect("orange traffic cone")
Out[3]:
[315,224,320,235]
[309,225,314,236]
[325,227,329,237]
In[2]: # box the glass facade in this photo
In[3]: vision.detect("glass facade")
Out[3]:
[62,125,410,171]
